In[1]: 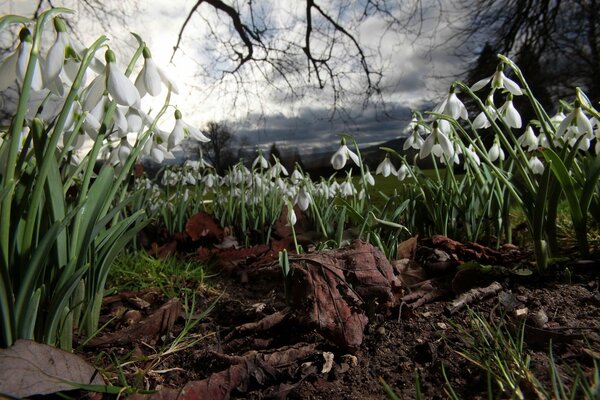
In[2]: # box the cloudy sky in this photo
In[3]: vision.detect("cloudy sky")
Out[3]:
[0,0,474,156]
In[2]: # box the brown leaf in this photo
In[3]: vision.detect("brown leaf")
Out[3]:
[0,340,104,398]
[397,235,418,260]
[185,211,224,241]
[129,344,317,400]
[289,240,401,351]
[87,298,182,347]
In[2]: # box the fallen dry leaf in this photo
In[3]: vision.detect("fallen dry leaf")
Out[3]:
[289,240,401,351]
[128,344,317,400]
[186,211,224,241]
[0,340,104,398]
[87,298,182,347]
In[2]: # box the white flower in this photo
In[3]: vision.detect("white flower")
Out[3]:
[397,164,409,181]
[44,26,69,85]
[290,168,303,184]
[463,144,480,166]
[364,168,375,186]
[375,156,397,177]
[528,156,544,175]
[499,96,522,128]
[517,126,538,151]
[268,156,289,178]
[135,47,162,97]
[186,124,210,143]
[419,120,454,161]
[295,188,311,211]
[105,49,140,107]
[488,139,505,162]
[471,66,523,95]
[555,106,593,142]
[0,28,43,91]
[117,137,132,166]
[472,94,497,129]
[252,152,269,169]
[330,139,360,170]
[168,117,185,150]
[403,128,424,150]
[340,180,356,197]
[434,88,468,120]
[287,204,297,226]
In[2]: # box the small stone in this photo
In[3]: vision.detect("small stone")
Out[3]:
[341,354,358,367]
[515,307,528,319]
[532,309,548,328]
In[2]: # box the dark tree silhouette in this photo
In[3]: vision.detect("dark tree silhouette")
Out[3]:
[200,121,237,173]
[452,0,600,104]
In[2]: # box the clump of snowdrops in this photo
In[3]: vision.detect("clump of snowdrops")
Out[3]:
[0,9,208,349]
[375,55,600,272]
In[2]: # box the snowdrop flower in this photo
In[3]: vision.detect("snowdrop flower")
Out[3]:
[117,137,132,166]
[295,187,312,211]
[403,117,426,150]
[364,167,375,186]
[287,202,297,226]
[463,144,481,167]
[471,65,523,96]
[268,156,289,178]
[252,151,269,169]
[0,28,43,91]
[517,126,539,151]
[290,168,303,184]
[330,138,360,170]
[340,180,356,197]
[105,49,140,107]
[135,47,162,97]
[397,164,409,181]
[168,110,185,150]
[419,120,454,161]
[472,94,497,129]
[528,156,544,175]
[499,94,522,128]
[375,155,397,177]
[44,18,70,85]
[488,137,505,162]
[555,104,593,142]
[434,87,468,120]
[550,111,566,127]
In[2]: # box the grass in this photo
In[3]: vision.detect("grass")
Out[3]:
[108,251,210,298]
[444,309,600,399]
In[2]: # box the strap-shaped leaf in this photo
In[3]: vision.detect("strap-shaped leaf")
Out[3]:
[540,148,584,226]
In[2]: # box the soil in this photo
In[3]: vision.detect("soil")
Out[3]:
[79,236,600,400]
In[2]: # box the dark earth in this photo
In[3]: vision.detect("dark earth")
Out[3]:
[77,222,600,400]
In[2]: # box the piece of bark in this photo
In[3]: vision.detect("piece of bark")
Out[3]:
[446,281,503,314]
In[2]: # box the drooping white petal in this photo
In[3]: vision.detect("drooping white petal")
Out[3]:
[157,66,179,94]
[397,164,409,181]
[168,119,185,150]
[419,132,435,159]
[501,100,522,128]
[501,75,523,96]
[346,147,360,166]
[126,110,143,132]
[0,50,18,91]
[575,108,593,137]
[471,77,491,92]
[142,57,162,96]
[44,31,67,84]
[83,74,106,111]
[187,124,210,142]
[107,62,140,106]
[16,41,43,91]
